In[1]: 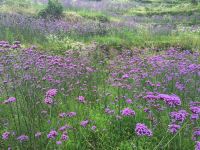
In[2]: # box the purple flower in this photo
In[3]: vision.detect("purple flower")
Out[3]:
[158,94,181,107]
[135,123,153,137]
[144,108,150,113]
[195,141,200,150]
[105,108,115,115]
[4,97,16,104]
[193,129,200,141]
[59,112,66,118]
[121,108,135,116]
[17,135,29,142]
[59,124,71,132]
[168,124,181,134]
[44,97,53,105]
[78,96,85,103]
[35,132,42,138]
[91,126,97,131]
[46,89,57,97]
[175,82,185,91]
[190,106,200,114]
[80,120,89,127]
[2,131,10,140]
[61,132,68,141]
[56,141,62,145]
[47,130,58,139]
[126,99,133,104]
[66,112,77,117]
[191,114,199,121]
[170,110,188,123]
[122,74,129,79]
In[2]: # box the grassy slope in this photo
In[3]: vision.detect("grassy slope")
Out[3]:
[0,0,199,51]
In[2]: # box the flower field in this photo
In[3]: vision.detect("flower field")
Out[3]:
[0,0,200,150]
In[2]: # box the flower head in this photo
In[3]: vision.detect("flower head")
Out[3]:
[44,97,53,105]
[193,129,200,141]
[78,96,85,103]
[46,89,57,97]
[61,132,69,141]
[126,99,133,104]
[135,123,153,137]
[158,94,181,107]
[2,131,10,140]
[195,141,200,150]
[35,132,42,138]
[4,97,16,104]
[168,124,181,134]
[190,106,200,114]
[47,130,58,139]
[91,126,97,131]
[17,135,29,142]
[56,141,62,145]
[80,120,89,127]
[121,108,135,116]
[170,110,188,123]
[66,112,76,118]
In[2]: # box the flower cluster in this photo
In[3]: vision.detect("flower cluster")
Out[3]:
[170,110,188,123]
[158,94,181,107]
[17,135,29,142]
[193,129,200,141]
[2,132,10,140]
[80,120,89,127]
[47,130,58,139]
[135,123,153,137]
[121,108,135,116]
[195,141,200,150]
[4,97,16,104]
[44,89,57,105]
[168,124,181,134]
[190,102,200,121]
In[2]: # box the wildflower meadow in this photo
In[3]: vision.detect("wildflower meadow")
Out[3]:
[0,0,200,150]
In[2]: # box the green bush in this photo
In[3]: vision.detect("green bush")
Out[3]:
[38,0,63,18]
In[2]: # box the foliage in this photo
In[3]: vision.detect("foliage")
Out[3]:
[38,0,63,18]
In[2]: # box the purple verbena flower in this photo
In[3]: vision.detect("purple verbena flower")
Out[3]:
[46,89,57,97]
[35,132,42,138]
[66,112,76,117]
[105,108,115,115]
[170,110,188,123]
[59,112,66,118]
[193,129,200,141]
[191,114,199,121]
[78,96,85,103]
[59,125,71,132]
[135,123,153,137]
[17,135,29,142]
[4,97,16,104]
[168,124,181,134]
[80,120,89,127]
[121,108,135,116]
[56,141,62,145]
[2,131,10,140]
[47,130,58,139]
[44,97,53,105]
[158,94,181,107]
[126,99,133,104]
[195,141,200,150]
[91,126,97,131]
[61,132,69,141]
[190,106,200,114]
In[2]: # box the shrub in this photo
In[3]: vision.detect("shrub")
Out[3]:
[38,0,63,19]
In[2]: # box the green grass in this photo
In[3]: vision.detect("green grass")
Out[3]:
[126,2,200,16]
[0,0,200,53]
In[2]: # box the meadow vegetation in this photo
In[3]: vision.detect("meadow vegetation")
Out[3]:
[0,0,199,149]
